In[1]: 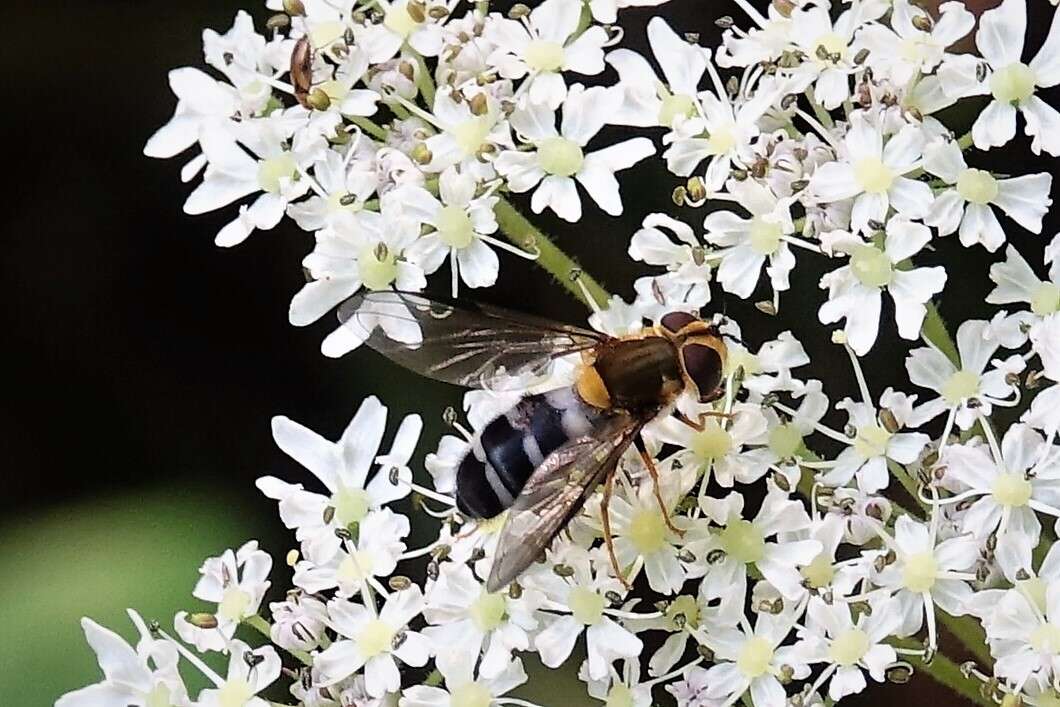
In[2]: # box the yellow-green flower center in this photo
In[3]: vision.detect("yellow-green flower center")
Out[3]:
[568,586,606,625]
[990,62,1037,104]
[338,550,376,583]
[665,595,701,630]
[850,245,894,288]
[829,629,871,667]
[383,1,423,39]
[690,419,733,463]
[941,369,979,405]
[658,92,696,126]
[814,32,847,60]
[537,137,584,176]
[605,684,635,707]
[436,205,475,249]
[749,217,784,255]
[768,422,803,460]
[309,21,345,48]
[1031,282,1060,316]
[854,157,895,194]
[854,424,892,459]
[992,473,1033,507]
[358,245,399,291]
[453,116,492,156]
[357,619,395,658]
[628,508,668,555]
[719,520,766,564]
[217,679,254,707]
[332,486,370,526]
[1018,576,1048,613]
[956,168,999,205]
[706,126,736,155]
[902,552,938,593]
[217,586,252,622]
[257,153,298,193]
[146,684,176,707]
[449,681,492,707]
[737,636,774,678]
[524,40,565,72]
[469,590,507,632]
[801,552,836,589]
[1031,623,1060,654]
[1036,690,1060,707]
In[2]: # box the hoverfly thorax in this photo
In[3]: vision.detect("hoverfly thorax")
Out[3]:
[659,310,728,403]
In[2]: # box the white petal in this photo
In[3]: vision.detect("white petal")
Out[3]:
[976,0,1027,68]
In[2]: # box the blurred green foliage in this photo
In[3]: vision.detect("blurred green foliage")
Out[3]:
[0,487,260,706]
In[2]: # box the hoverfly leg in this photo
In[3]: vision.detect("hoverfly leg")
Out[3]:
[635,435,684,537]
[674,409,732,432]
[600,471,631,591]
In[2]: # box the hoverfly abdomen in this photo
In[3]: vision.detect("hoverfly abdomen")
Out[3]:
[456,388,607,519]
[593,336,683,411]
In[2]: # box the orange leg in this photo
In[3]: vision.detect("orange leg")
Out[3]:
[601,472,631,590]
[636,437,684,536]
[674,409,732,432]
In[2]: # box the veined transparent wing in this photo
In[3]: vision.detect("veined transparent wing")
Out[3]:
[485,413,644,592]
[337,290,607,390]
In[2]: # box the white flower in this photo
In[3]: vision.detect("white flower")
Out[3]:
[627,213,713,312]
[353,0,449,63]
[258,397,421,565]
[656,404,772,488]
[398,653,527,707]
[494,84,654,222]
[701,610,809,707]
[1032,314,1060,382]
[269,593,328,653]
[938,0,1060,155]
[315,587,431,696]
[924,138,1052,251]
[293,508,409,596]
[974,579,1060,684]
[528,545,643,681]
[857,0,975,86]
[693,490,822,607]
[484,0,608,109]
[398,169,522,297]
[819,397,929,493]
[607,471,687,594]
[420,88,513,175]
[906,319,1021,430]
[785,1,874,110]
[143,67,240,172]
[703,178,797,299]
[197,641,282,707]
[873,515,978,644]
[422,563,540,678]
[794,597,900,701]
[287,143,381,233]
[175,541,272,652]
[57,610,191,707]
[989,237,1060,320]
[606,17,708,128]
[818,219,947,355]
[809,113,933,233]
[942,424,1060,548]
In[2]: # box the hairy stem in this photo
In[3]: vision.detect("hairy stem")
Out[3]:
[923,302,960,366]
[494,197,610,309]
[939,613,992,665]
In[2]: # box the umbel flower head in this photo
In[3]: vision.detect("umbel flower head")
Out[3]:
[57,0,1060,706]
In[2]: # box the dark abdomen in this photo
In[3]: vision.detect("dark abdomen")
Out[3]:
[456,388,606,519]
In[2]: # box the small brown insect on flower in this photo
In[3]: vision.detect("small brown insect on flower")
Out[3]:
[290,35,315,109]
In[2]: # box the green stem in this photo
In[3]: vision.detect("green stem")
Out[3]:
[349,116,387,141]
[887,460,927,516]
[957,130,974,150]
[243,615,313,666]
[494,196,610,310]
[939,612,992,665]
[923,302,960,367]
[893,639,992,706]
[413,52,436,107]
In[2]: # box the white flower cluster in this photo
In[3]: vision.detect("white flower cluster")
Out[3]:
[58,0,1060,706]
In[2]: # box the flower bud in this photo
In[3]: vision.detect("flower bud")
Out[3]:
[886,664,913,684]
[267,14,291,31]
[389,576,412,590]
[283,0,306,16]
[186,612,219,629]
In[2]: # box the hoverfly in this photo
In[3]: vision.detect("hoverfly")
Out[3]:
[341,291,728,592]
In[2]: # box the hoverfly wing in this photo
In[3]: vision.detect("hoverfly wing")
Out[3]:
[338,290,607,390]
[485,413,643,592]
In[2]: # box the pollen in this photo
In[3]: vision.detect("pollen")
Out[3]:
[537,137,584,177]
[524,40,565,72]
[357,619,395,658]
[719,519,766,564]
[358,245,399,291]
[436,205,475,249]
[849,245,894,288]
[990,62,1037,104]
[749,217,784,255]
[449,682,493,707]
[854,157,895,194]
[992,473,1033,508]
[469,590,507,632]
[829,629,871,666]
[955,168,999,205]
[736,636,774,678]
[902,551,938,593]
[568,586,606,625]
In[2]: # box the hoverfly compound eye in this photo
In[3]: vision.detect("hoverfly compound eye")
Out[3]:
[681,343,724,402]
[661,311,698,334]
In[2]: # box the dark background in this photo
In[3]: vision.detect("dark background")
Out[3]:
[4,0,1053,704]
